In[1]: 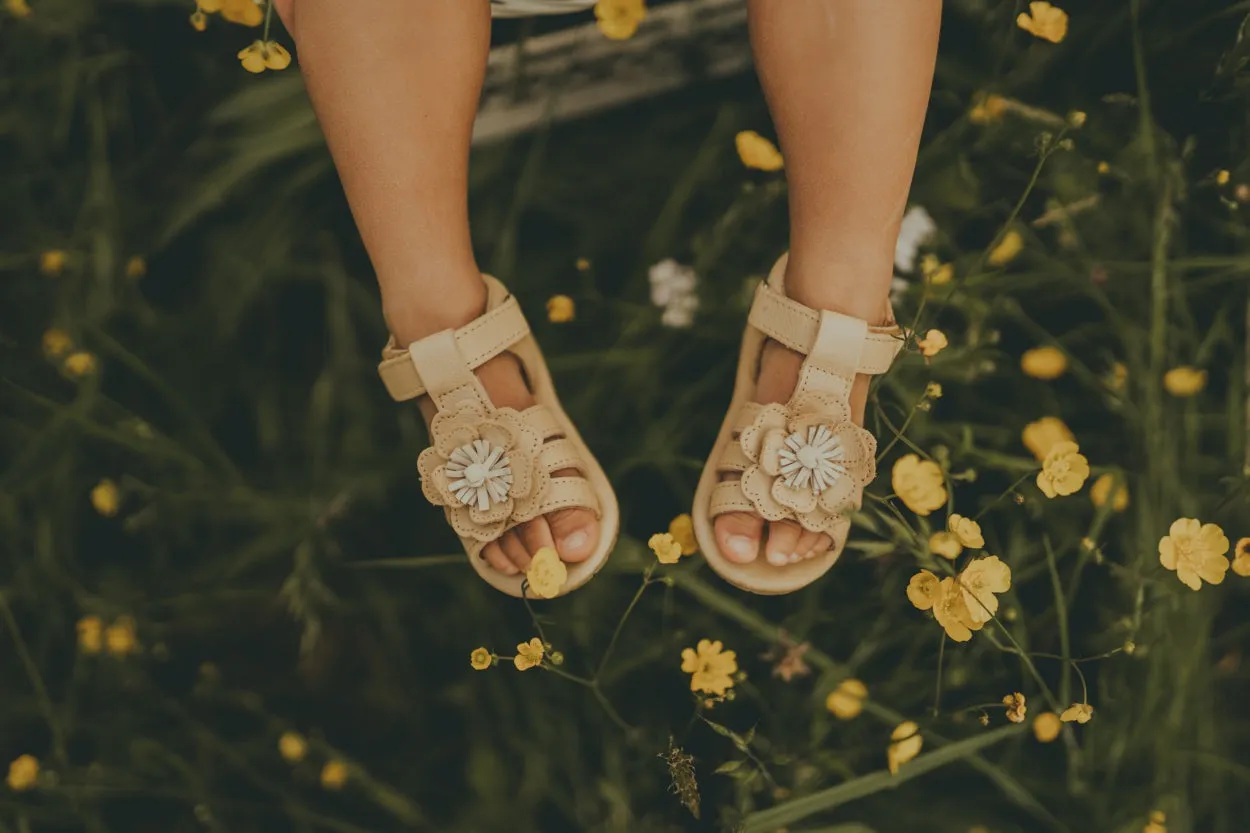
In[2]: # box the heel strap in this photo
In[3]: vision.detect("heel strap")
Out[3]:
[377,291,530,402]
[747,281,903,377]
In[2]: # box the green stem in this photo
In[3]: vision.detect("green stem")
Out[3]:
[0,594,70,768]
[595,564,655,679]
[932,634,947,717]
[1043,536,1072,704]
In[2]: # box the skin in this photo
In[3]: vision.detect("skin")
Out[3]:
[273,0,941,574]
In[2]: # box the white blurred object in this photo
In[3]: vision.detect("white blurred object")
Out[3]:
[649,259,700,328]
[894,206,936,273]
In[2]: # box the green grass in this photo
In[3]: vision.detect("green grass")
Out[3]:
[2,1,1249,832]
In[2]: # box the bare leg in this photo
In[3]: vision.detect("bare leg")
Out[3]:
[716,0,942,567]
[278,0,599,572]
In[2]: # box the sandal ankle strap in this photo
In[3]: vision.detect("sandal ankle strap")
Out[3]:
[377,276,529,402]
[747,258,904,377]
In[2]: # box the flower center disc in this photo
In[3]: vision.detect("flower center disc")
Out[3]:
[463,462,488,487]
[796,445,823,470]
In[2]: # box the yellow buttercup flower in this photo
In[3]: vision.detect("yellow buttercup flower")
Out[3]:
[1144,810,1167,833]
[1163,366,1206,397]
[892,454,947,516]
[648,532,684,565]
[1232,538,1250,577]
[1216,169,1231,186]
[947,514,984,548]
[1059,702,1093,724]
[958,556,1011,624]
[189,9,207,30]
[928,531,962,560]
[125,256,147,279]
[825,679,867,720]
[987,229,1023,266]
[320,760,348,790]
[1016,1,1069,43]
[470,647,493,670]
[238,41,292,74]
[524,546,567,599]
[575,257,591,271]
[735,130,784,172]
[91,479,120,517]
[104,616,138,656]
[887,721,923,774]
[546,294,575,323]
[1097,160,1111,175]
[1002,692,1027,724]
[1032,711,1062,742]
[5,0,32,18]
[1036,441,1089,498]
[595,0,646,40]
[968,92,1007,125]
[920,254,953,286]
[1021,346,1067,380]
[680,639,738,696]
[513,637,544,671]
[6,755,38,791]
[42,328,72,358]
[278,732,307,763]
[77,615,103,654]
[668,513,698,555]
[907,571,984,642]
[1158,518,1229,591]
[40,250,66,276]
[926,382,943,399]
[1067,110,1087,128]
[63,351,98,377]
[917,329,948,358]
[213,0,263,26]
[1021,416,1074,461]
[1090,473,1129,512]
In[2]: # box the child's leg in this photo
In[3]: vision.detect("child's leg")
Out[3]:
[278,0,599,574]
[716,0,942,567]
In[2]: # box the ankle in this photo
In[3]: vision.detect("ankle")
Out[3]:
[784,250,894,326]
[382,264,487,346]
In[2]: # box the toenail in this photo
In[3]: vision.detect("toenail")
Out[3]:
[560,530,589,553]
[728,536,756,558]
[788,553,802,564]
[767,551,788,566]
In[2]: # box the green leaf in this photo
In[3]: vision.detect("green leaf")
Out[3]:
[714,760,744,774]
[740,725,1025,833]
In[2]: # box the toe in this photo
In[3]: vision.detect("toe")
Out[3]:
[805,533,833,560]
[547,508,598,563]
[764,520,803,567]
[518,516,557,558]
[500,530,532,572]
[481,542,518,576]
[795,529,824,560]
[715,512,764,564]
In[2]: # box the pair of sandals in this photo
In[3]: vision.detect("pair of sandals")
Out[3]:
[377,254,904,597]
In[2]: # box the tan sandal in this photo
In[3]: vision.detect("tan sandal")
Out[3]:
[377,275,619,598]
[692,254,905,595]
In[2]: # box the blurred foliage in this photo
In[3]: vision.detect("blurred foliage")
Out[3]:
[2,1,1250,832]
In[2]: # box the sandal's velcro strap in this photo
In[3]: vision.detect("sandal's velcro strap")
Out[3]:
[529,475,600,518]
[377,295,530,401]
[716,442,751,472]
[539,438,583,474]
[522,404,564,440]
[747,283,903,375]
[709,479,755,517]
[732,401,763,433]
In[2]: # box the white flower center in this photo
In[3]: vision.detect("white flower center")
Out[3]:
[778,424,847,494]
[446,439,513,511]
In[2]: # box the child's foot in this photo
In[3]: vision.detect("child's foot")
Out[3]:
[711,268,885,569]
[389,280,599,579]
